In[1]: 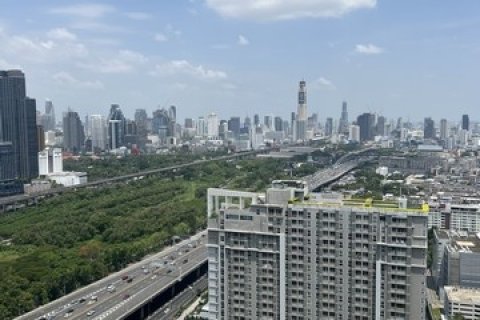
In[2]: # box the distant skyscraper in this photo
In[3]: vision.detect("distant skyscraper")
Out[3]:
[43,99,56,131]
[264,115,273,130]
[462,114,470,131]
[63,110,85,153]
[376,115,386,136]
[197,117,207,137]
[207,113,219,138]
[338,101,349,134]
[0,70,39,180]
[134,109,148,137]
[168,105,177,123]
[184,118,194,129]
[25,97,39,178]
[90,115,107,151]
[357,113,376,142]
[274,116,283,132]
[296,80,307,140]
[424,117,435,139]
[325,117,333,136]
[152,108,170,140]
[107,104,126,149]
[253,114,260,127]
[440,119,448,141]
[228,117,241,138]
[307,113,318,131]
[244,116,251,130]
[349,124,360,142]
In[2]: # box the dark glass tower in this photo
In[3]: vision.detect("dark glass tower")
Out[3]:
[108,104,126,149]
[0,70,38,180]
[63,110,85,153]
[462,114,470,131]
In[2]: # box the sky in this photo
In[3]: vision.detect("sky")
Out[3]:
[0,0,479,123]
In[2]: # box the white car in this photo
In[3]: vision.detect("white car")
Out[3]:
[87,310,96,317]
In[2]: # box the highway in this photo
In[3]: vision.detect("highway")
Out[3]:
[305,159,363,190]
[148,276,207,320]
[16,232,207,320]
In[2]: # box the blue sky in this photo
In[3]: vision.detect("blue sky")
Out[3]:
[0,0,479,123]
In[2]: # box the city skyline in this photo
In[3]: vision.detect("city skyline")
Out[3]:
[0,1,479,120]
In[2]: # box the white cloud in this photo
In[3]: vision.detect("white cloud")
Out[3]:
[125,12,152,20]
[79,50,147,74]
[154,25,182,43]
[152,60,227,80]
[52,71,104,89]
[154,33,168,42]
[70,21,127,33]
[46,28,77,41]
[118,50,148,64]
[238,35,249,46]
[0,29,88,64]
[355,43,384,55]
[205,0,376,21]
[313,77,336,90]
[165,24,182,37]
[49,4,115,19]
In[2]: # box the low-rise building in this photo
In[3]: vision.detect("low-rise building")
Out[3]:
[444,286,480,320]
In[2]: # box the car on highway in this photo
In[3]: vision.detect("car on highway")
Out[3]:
[183,258,188,264]
[151,275,157,280]
[121,275,129,280]
[63,309,74,318]
[127,277,134,283]
[79,297,86,304]
[143,268,149,274]
[86,310,96,317]
[123,294,130,300]
[107,284,116,292]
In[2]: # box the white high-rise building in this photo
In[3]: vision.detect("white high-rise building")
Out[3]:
[296,80,307,141]
[38,148,63,175]
[207,113,219,139]
[207,181,428,320]
[349,124,360,142]
[90,115,107,151]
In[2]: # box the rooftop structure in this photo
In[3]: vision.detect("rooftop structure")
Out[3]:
[444,286,480,320]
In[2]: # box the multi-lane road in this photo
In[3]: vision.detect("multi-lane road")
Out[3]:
[148,276,207,320]
[16,231,207,320]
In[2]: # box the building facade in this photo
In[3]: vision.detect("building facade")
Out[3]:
[0,70,38,180]
[207,181,428,320]
[63,110,85,153]
[296,80,307,141]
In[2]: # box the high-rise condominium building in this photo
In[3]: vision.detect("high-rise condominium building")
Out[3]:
[296,80,307,141]
[0,70,39,180]
[207,181,428,320]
